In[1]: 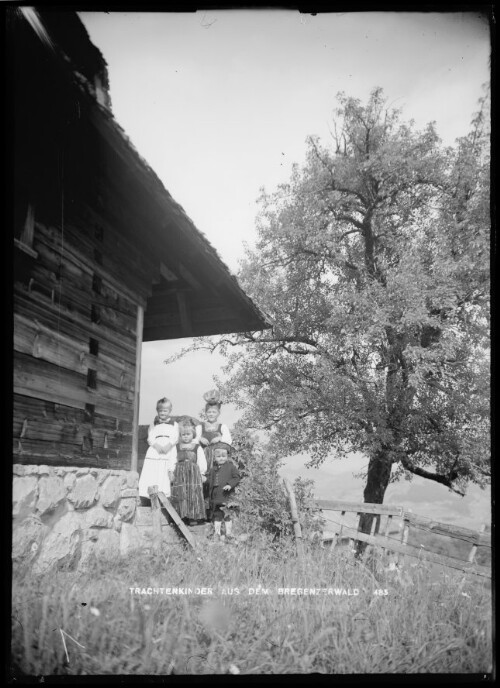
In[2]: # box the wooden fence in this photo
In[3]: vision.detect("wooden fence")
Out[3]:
[315,499,491,579]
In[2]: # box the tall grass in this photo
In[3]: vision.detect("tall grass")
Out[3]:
[11,535,492,676]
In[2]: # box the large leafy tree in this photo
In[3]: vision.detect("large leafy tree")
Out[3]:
[173,88,490,527]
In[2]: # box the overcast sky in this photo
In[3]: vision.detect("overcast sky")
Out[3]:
[80,10,489,271]
[79,10,490,524]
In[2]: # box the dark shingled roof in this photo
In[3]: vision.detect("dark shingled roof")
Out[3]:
[16,8,271,337]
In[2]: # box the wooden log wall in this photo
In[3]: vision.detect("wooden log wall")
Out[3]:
[13,210,157,470]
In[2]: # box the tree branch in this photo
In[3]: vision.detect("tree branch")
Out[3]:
[399,455,465,496]
[308,136,368,205]
[338,224,364,237]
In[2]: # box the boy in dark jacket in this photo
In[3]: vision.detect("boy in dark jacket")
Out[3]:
[207,442,240,539]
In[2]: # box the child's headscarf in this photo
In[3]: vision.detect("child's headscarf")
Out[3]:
[203,389,222,407]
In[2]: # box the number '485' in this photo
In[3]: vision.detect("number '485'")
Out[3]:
[373,589,388,596]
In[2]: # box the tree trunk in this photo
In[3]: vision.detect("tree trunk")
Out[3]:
[356,450,392,557]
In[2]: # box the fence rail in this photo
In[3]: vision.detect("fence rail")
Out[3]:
[315,499,491,579]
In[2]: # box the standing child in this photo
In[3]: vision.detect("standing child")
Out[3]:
[196,389,232,473]
[207,442,240,540]
[171,418,207,523]
[138,397,178,504]
[196,389,232,517]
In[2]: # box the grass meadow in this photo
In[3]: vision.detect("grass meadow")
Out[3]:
[10,531,493,677]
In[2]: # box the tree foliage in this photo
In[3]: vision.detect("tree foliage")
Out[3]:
[172,87,490,508]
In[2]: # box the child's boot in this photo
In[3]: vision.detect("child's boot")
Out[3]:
[213,521,222,539]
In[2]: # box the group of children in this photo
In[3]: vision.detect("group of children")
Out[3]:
[138,390,240,539]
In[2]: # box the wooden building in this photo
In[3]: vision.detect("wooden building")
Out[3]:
[11,9,269,473]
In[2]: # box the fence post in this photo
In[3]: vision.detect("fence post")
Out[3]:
[339,510,346,547]
[399,509,410,567]
[283,478,304,561]
[148,485,162,554]
[468,523,486,563]
[402,513,410,546]
[383,514,393,567]
[347,512,355,551]
[394,508,409,566]
[367,515,378,560]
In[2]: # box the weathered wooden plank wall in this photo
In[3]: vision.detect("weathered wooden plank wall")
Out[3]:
[13,394,133,469]
[14,314,135,391]
[15,290,137,366]
[13,209,152,469]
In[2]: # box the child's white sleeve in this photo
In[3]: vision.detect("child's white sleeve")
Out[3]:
[172,422,179,444]
[147,423,156,446]
[166,446,177,472]
[220,424,232,444]
[197,446,207,474]
[195,424,203,442]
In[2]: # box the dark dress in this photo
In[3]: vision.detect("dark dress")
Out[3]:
[200,423,223,472]
[170,443,206,520]
[201,423,223,510]
[208,461,240,520]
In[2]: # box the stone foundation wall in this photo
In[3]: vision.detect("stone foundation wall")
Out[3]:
[12,464,150,573]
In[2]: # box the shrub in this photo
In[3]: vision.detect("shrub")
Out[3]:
[229,423,322,540]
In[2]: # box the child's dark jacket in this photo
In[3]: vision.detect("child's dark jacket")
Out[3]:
[208,461,240,507]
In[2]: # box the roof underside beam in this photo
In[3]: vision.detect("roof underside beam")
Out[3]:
[143,321,256,341]
[143,293,261,341]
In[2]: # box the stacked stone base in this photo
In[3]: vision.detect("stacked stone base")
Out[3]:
[12,464,184,573]
[133,505,182,548]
